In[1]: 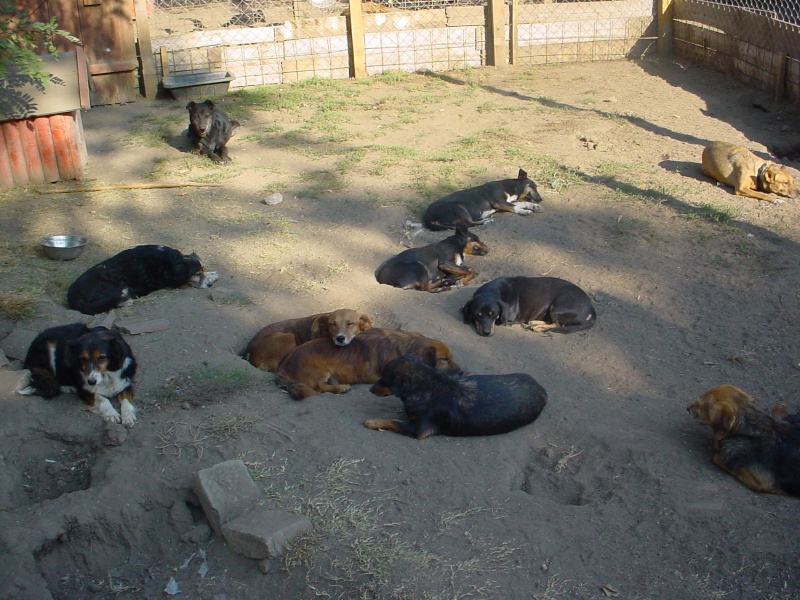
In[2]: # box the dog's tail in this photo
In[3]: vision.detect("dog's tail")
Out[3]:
[275,373,317,401]
[17,367,62,398]
[550,311,596,334]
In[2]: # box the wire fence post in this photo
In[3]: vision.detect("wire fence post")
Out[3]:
[347,0,367,78]
[658,0,674,56]
[486,0,507,66]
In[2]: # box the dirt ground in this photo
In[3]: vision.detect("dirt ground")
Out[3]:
[1,57,800,600]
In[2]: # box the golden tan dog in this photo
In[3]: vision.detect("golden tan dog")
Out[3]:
[687,385,800,496]
[276,327,461,400]
[242,308,373,372]
[701,141,798,202]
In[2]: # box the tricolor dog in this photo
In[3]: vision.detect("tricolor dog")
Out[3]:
[18,323,138,427]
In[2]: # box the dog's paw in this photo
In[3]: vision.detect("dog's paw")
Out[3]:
[772,198,786,205]
[120,400,136,428]
[195,271,220,288]
[94,396,122,424]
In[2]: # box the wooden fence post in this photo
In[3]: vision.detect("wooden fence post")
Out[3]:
[509,0,518,65]
[133,0,158,98]
[347,0,368,79]
[658,0,674,56]
[486,0,507,66]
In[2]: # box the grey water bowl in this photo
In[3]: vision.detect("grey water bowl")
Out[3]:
[40,235,87,261]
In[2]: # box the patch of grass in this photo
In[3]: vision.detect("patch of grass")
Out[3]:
[148,157,172,181]
[0,289,38,320]
[694,201,742,223]
[157,364,263,407]
[476,101,497,113]
[188,165,245,183]
[295,170,347,198]
[504,150,586,190]
[374,70,411,84]
[335,148,367,173]
[121,115,178,147]
[596,160,642,177]
[156,412,262,459]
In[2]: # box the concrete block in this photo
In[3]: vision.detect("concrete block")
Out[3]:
[193,459,261,536]
[114,317,170,335]
[222,507,313,559]
[88,311,116,330]
[0,369,30,396]
[0,349,8,368]
[0,328,38,361]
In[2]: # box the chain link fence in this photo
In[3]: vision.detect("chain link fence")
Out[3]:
[149,0,660,89]
[673,0,800,103]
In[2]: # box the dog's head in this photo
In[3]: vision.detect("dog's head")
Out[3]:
[760,163,799,199]
[461,294,512,337]
[370,354,426,397]
[182,252,218,289]
[455,227,489,256]
[312,309,373,347]
[687,385,756,442]
[515,168,543,204]
[68,329,131,387]
[186,100,216,137]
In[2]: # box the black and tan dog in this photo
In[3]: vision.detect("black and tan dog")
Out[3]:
[276,328,461,400]
[365,355,547,439]
[701,141,798,203]
[67,244,219,315]
[242,308,373,371]
[375,227,489,292]
[461,276,596,336]
[420,169,543,231]
[17,323,138,427]
[688,385,800,496]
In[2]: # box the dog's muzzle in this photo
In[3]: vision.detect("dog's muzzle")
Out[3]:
[334,334,348,346]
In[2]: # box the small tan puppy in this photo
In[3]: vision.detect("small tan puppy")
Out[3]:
[242,308,373,371]
[701,141,798,202]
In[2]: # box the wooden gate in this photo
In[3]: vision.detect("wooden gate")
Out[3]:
[22,0,139,106]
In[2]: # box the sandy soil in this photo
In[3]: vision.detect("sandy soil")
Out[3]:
[1,58,799,600]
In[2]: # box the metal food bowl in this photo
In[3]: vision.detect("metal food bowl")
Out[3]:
[40,235,88,261]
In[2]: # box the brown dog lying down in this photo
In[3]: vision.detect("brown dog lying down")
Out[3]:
[688,385,800,496]
[276,328,461,400]
[242,308,373,371]
[366,355,547,439]
[701,141,798,202]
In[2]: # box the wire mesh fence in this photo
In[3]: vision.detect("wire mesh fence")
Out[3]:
[149,0,663,89]
[673,0,800,103]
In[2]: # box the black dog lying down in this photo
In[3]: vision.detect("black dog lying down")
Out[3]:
[18,323,138,427]
[375,227,489,292]
[421,169,542,231]
[462,276,596,336]
[67,244,219,315]
[365,355,547,439]
[187,99,239,163]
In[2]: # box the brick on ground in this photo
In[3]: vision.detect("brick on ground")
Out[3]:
[0,328,38,361]
[222,507,313,560]
[0,369,30,396]
[193,459,261,537]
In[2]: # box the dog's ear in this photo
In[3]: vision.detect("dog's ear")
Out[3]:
[359,314,373,331]
[203,99,216,109]
[421,345,439,369]
[107,336,127,371]
[186,101,196,111]
[707,401,738,440]
[461,300,472,323]
[454,225,468,239]
[518,168,528,180]
[310,314,329,338]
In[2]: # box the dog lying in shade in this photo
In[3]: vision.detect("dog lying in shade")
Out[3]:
[688,385,800,496]
[365,354,547,439]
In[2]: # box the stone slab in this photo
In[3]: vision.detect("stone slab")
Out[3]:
[222,507,312,559]
[193,459,261,537]
[0,328,38,361]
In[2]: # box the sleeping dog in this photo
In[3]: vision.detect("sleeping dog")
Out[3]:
[67,244,219,315]
[365,355,547,439]
[462,276,596,336]
[276,327,461,400]
[421,169,542,231]
[242,308,373,371]
[688,385,800,496]
[375,227,489,292]
[18,323,138,427]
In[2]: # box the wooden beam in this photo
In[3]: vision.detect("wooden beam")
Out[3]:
[486,0,507,66]
[658,0,674,56]
[133,0,159,98]
[509,0,518,65]
[347,0,368,79]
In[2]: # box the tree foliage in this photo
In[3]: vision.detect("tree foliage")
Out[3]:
[0,1,81,86]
